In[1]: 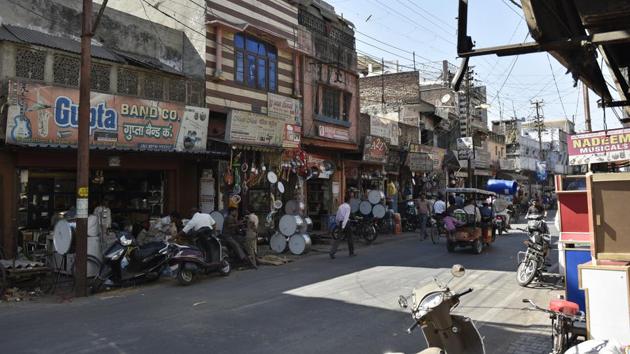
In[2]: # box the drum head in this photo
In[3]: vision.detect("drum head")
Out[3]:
[267,171,278,184]
[372,204,386,219]
[270,232,288,253]
[368,190,385,204]
[277,182,285,194]
[210,211,225,232]
[359,201,373,216]
[289,234,311,255]
[279,215,304,236]
[349,198,361,213]
[299,217,314,233]
[284,200,299,215]
[53,219,74,254]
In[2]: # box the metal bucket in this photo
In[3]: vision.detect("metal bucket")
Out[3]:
[372,204,386,219]
[279,215,305,236]
[359,201,373,215]
[368,190,385,204]
[289,234,312,255]
[270,232,288,253]
[299,217,313,233]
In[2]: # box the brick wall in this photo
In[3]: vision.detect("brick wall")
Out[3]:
[360,71,420,107]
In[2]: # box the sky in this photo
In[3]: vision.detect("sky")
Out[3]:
[328,0,624,132]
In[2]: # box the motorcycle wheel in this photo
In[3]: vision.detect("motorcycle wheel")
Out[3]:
[446,240,456,253]
[89,264,112,295]
[177,267,195,286]
[362,225,378,244]
[473,239,483,254]
[219,259,231,276]
[516,259,538,287]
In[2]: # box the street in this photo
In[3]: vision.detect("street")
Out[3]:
[1,221,561,354]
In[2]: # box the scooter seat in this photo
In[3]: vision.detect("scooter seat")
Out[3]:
[135,242,166,259]
[549,299,579,316]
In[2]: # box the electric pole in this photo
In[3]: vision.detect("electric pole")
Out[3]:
[532,99,545,160]
[582,82,592,132]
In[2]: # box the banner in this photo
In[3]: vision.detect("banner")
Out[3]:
[317,124,350,141]
[567,128,630,165]
[5,81,208,152]
[267,92,302,125]
[363,135,388,164]
[226,109,283,146]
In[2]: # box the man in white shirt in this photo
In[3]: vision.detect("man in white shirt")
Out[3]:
[330,195,354,259]
[433,194,447,216]
[463,199,481,224]
[180,208,216,262]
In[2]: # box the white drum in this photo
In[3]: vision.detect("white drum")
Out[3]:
[359,201,373,216]
[368,190,385,204]
[299,217,313,233]
[279,215,305,236]
[349,198,361,213]
[270,232,288,253]
[372,204,386,219]
[210,211,225,232]
[289,234,312,255]
[53,219,75,255]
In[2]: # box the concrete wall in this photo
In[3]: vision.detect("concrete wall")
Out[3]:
[0,0,204,79]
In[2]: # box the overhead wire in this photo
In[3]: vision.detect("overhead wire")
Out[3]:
[546,53,570,119]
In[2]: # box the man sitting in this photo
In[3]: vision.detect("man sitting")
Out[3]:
[463,199,481,225]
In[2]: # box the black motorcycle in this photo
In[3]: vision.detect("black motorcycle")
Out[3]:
[516,213,551,286]
[401,200,420,232]
[91,231,172,293]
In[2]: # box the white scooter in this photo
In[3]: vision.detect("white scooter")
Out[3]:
[398,265,485,354]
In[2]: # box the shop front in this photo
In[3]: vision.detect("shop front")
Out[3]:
[0,81,213,258]
[407,144,447,197]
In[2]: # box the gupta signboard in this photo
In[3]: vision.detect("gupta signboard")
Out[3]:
[567,128,630,165]
[5,81,208,152]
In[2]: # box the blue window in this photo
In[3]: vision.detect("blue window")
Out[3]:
[234,33,278,92]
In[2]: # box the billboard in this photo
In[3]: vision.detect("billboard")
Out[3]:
[5,81,208,152]
[567,128,630,165]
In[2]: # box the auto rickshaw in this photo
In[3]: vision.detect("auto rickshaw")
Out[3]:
[443,188,497,254]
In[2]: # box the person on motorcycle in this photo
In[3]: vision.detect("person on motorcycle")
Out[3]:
[223,208,254,268]
[527,199,545,216]
[179,208,216,262]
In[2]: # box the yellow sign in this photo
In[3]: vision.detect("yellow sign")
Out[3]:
[78,187,89,197]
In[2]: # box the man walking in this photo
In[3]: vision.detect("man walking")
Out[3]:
[416,193,431,240]
[243,210,259,268]
[330,195,354,259]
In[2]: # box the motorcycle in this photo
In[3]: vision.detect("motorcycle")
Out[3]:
[516,212,551,286]
[493,214,507,235]
[332,215,377,244]
[169,228,231,286]
[523,298,586,353]
[398,265,485,354]
[402,200,420,232]
[91,231,172,293]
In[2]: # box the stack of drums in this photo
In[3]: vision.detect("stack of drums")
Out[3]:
[271,213,313,255]
[358,190,387,219]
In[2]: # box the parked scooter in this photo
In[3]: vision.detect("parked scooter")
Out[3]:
[402,199,420,232]
[398,265,485,354]
[169,228,231,286]
[516,212,551,286]
[91,230,172,293]
[523,298,586,353]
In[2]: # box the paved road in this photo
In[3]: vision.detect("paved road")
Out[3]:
[1,221,561,354]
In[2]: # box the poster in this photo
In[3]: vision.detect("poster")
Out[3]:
[567,128,630,165]
[226,109,283,146]
[5,81,208,152]
[363,135,388,164]
[267,92,302,125]
[283,124,301,148]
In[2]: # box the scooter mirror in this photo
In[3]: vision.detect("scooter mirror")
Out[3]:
[451,264,465,278]
[398,295,408,309]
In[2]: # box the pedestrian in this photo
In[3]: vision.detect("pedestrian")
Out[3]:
[387,179,398,213]
[222,208,253,268]
[330,195,354,259]
[243,209,259,268]
[416,193,431,240]
[433,194,446,218]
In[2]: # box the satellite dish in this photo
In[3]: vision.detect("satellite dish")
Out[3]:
[440,94,452,104]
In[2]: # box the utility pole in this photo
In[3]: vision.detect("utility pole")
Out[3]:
[381,57,385,107]
[465,67,475,188]
[532,99,545,160]
[582,82,592,132]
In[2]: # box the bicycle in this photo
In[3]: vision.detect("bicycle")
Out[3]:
[523,298,586,353]
[422,217,440,244]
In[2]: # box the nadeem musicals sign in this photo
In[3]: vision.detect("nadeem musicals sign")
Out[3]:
[5,81,209,152]
[567,128,630,165]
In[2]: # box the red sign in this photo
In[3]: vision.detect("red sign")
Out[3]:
[317,125,350,141]
[283,124,301,148]
[567,128,630,165]
[363,135,388,164]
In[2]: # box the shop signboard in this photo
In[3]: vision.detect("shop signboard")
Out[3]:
[283,124,301,148]
[370,115,399,146]
[5,81,209,152]
[317,125,350,141]
[363,135,388,164]
[457,137,473,160]
[567,128,630,165]
[385,149,401,173]
[409,143,446,170]
[226,109,283,146]
[267,92,302,125]
[399,105,420,126]
[407,152,432,171]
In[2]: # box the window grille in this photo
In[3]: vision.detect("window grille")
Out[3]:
[16,47,45,81]
[117,68,138,95]
[91,63,111,92]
